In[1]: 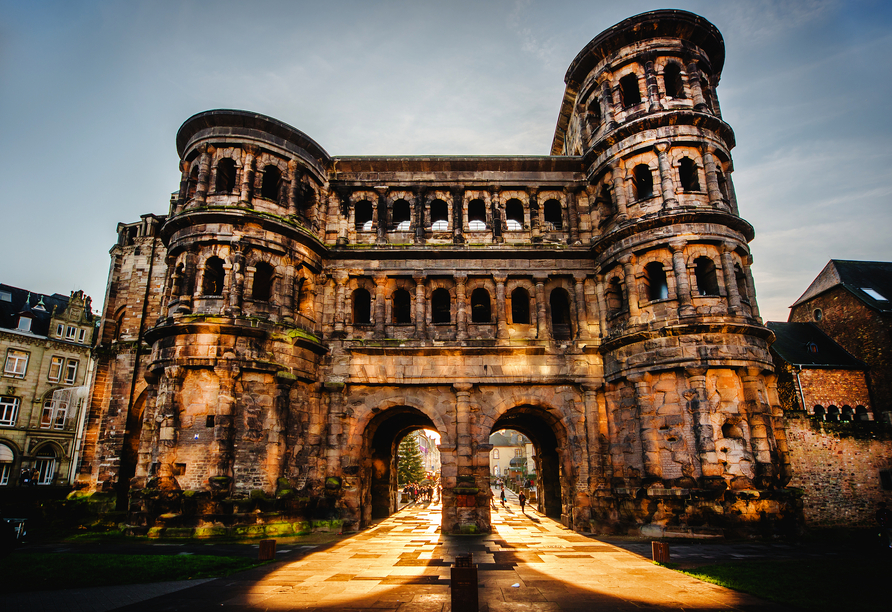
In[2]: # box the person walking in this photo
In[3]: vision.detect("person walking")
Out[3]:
[500,489,506,507]
[518,491,526,514]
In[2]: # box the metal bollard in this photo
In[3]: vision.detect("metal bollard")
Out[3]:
[259,539,277,561]
[451,553,479,611]
[651,541,670,564]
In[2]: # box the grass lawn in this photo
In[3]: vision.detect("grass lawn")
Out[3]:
[682,557,888,612]
[0,552,267,593]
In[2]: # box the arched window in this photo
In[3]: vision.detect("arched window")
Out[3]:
[471,288,491,323]
[34,447,57,485]
[505,199,524,231]
[252,262,274,302]
[633,165,653,200]
[826,405,840,422]
[393,289,412,324]
[511,288,530,324]
[0,442,14,486]
[735,265,749,302]
[694,257,720,296]
[813,405,825,420]
[430,199,448,231]
[619,74,642,108]
[392,199,411,231]
[550,288,572,340]
[431,288,451,324]
[586,95,601,128]
[202,257,225,296]
[645,262,669,301]
[186,165,199,200]
[543,199,562,230]
[353,289,371,325]
[663,63,685,99]
[855,405,869,421]
[606,277,624,317]
[355,200,373,231]
[260,165,282,201]
[841,405,854,422]
[678,157,700,192]
[716,169,729,200]
[468,199,486,230]
[214,158,237,194]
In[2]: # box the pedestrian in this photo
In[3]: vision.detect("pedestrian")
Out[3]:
[518,491,526,513]
[877,502,892,548]
[500,489,506,507]
[19,468,30,487]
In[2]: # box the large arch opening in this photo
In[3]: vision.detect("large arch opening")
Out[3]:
[490,406,566,521]
[361,406,440,527]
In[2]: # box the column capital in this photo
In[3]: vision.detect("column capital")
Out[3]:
[334,271,349,285]
[722,240,738,254]
[668,239,687,252]
[453,382,473,393]
[374,273,387,286]
[493,273,507,285]
[454,272,468,284]
[533,272,549,283]
[413,271,426,283]
[573,272,588,283]
[654,141,670,154]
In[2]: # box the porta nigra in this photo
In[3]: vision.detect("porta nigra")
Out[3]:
[78,10,797,537]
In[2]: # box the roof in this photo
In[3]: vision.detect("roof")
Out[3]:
[791,260,892,314]
[0,284,71,337]
[489,431,531,447]
[767,321,866,369]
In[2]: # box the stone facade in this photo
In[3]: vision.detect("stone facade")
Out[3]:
[80,10,797,536]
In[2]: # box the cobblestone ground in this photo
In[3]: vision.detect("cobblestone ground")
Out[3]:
[111,493,789,611]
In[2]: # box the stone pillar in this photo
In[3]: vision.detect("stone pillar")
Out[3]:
[582,384,604,489]
[333,272,348,334]
[374,273,386,337]
[565,188,580,245]
[490,188,502,242]
[687,60,708,111]
[155,365,185,489]
[643,56,661,112]
[573,273,590,339]
[594,274,608,337]
[684,367,720,483]
[609,162,629,219]
[619,256,640,320]
[534,274,549,340]
[414,272,426,339]
[282,264,296,324]
[720,243,742,315]
[655,142,677,208]
[229,249,245,316]
[743,257,761,321]
[375,188,387,244]
[287,159,299,216]
[414,188,425,245]
[494,274,508,341]
[240,146,256,204]
[451,187,464,244]
[194,145,212,206]
[702,148,725,208]
[741,368,777,488]
[176,160,190,213]
[325,383,346,476]
[628,373,661,479]
[600,79,618,130]
[212,359,240,487]
[455,273,468,341]
[451,383,483,532]
[669,240,694,317]
[529,190,540,240]
[725,169,741,216]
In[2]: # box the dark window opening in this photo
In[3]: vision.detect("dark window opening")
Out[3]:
[202,257,225,296]
[543,199,562,230]
[355,200,373,231]
[619,74,642,108]
[586,95,601,127]
[471,288,492,323]
[880,470,892,491]
[215,158,237,193]
[606,277,624,317]
[645,262,669,301]
[393,289,412,324]
[664,63,685,99]
[505,199,524,231]
[173,463,186,476]
[694,257,720,296]
[252,262,274,302]
[826,405,839,422]
[716,170,729,200]
[511,288,530,324]
[468,199,486,230]
[856,405,869,421]
[633,164,654,200]
[431,288,451,324]
[187,166,199,199]
[841,405,854,422]
[679,157,700,192]
[430,199,448,230]
[595,185,614,217]
[206,415,215,428]
[261,165,282,201]
[550,288,572,340]
[721,422,745,439]
[813,405,825,420]
[392,199,411,231]
[353,289,371,325]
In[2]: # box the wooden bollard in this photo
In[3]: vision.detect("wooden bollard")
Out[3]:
[259,539,277,561]
[651,541,670,564]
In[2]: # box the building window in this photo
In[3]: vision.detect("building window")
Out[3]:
[505,199,524,231]
[214,158,237,194]
[550,288,572,340]
[392,199,411,231]
[633,165,654,200]
[663,63,685,99]
[430,199,448,231]
[467,199,486,230]
[694,257,720,296]
[64,360,78,385]
[260,165,282,201]
[393,289,412,325]
[17,317,32,332]
[431,289,451,324]
[645,262,669,301]
[813,308,823,322]
[48,356,64,382]
[0,291,11,302]
[78,329,87,343]
[0,397,20,427]
[355,200,373,231]
[511,288,530,325]
[678,157,700,192]
[34,448,56,485]
[41,399,54,428]
[4,350,28,378]
[471,289,492,323]
[0,443,12,485]
[543,199,562,230]
[514,448,523,458]
[606,277,624,317]
[252,262,274,302]
[353,289,372,325]
[56,324,64,337]
[203,257,225,296]
[66,326,77,341]
[492,449,499,460]
[0,463,10,486]
[619,73,642,108]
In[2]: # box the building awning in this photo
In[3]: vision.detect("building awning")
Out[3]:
[0,443,14,462]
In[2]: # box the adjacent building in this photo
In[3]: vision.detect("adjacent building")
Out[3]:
[0,285,94,487]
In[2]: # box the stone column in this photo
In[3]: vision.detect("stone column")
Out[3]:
[529,190,540,241]
[333,271,348,334]
[687,60,708,111]
[684,367,720,483]
[229,249,245,316]
[287,159,299,216]
[176,160,190,213]
[534,274,549,340]
[628,373,661,479]
[494,274,508,341]
[655,142,678,208]
[374,273,386,337]
[741,368,777,488]
[240,146,256,204]
[455,273,468,341]
[609,163,629,219]
[212,359,241,487]
[414,188,425,245]
[743,257,761,321]
[565,188,580,245]
[454,382,472,476]
[375,187,387,244]
[702,148,725,208]
[573,273,590,339]
[720,243,742,315]
[490,188,502,242]
[643,56,661,112]
[194,145,212,206]
[325,382,346,476]
[669,240,694,317]
[451,187,465,244]
[619,256,640,320]
[600,80,618,130]
[414,272,426,339]
[582,384,604,489]
[282,264,296,324]
[155,365,185,489]
[594,274,607,337]
[725,169,740,216]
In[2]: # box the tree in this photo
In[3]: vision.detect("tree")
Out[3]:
[398,432,425,485]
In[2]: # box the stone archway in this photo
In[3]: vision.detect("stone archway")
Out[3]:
[360,406,440,527]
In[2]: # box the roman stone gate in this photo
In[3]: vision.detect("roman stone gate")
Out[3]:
[79,10,798,537]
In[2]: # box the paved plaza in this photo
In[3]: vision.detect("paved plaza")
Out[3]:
[5,493,793,611]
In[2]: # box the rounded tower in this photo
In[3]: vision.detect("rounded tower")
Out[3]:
[553,10,793,530]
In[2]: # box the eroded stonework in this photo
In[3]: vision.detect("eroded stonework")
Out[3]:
[80,10,796,537]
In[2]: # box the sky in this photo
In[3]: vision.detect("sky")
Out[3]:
[1,0,890,323]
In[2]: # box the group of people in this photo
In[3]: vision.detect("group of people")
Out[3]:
[496,483,527,513]
[403,483,437,503]
[18,467,40,486]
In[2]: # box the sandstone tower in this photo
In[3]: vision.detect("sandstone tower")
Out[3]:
[80,10,796,536]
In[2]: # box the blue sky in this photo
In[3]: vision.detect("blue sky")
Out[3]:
[1,0,890,322]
